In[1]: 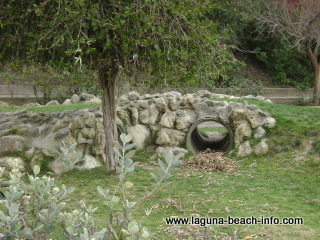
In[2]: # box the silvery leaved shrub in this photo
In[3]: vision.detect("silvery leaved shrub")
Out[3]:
[0,134,182,239]
[58,141,86,173]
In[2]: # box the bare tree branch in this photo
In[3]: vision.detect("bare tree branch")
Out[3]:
[240,0,320,104]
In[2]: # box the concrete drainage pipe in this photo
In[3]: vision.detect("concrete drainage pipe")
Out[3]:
[186,118,234,153]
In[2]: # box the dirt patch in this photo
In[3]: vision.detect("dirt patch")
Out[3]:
[293,139,315,162]
[183,149,237,172]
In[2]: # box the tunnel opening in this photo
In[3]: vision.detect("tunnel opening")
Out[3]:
[186,118,233,153]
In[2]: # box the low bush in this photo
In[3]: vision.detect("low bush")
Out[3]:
[0,134,182,239]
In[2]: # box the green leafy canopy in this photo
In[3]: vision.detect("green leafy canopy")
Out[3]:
[1,0,237,86]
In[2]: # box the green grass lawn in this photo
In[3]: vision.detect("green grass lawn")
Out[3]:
[1,99,320,239]
[55,99,320,239]
[198,126,229,133]
[56,151,320,239]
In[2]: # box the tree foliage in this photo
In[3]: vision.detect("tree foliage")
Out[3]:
[0,0,237,86]
[239,0,320,104]
[1,0,239,172]
[240,24,313,89]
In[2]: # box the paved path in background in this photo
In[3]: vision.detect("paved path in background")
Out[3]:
[0,85,35,97]
[0,85,316,104]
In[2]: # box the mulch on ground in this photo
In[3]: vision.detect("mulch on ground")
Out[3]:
[183,149,237,172]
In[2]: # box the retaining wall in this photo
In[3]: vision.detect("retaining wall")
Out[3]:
[0,85,315,104]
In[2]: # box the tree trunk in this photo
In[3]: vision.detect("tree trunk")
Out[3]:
[307,43,320,105]
[314,65,320,105]
[99,66,118,174]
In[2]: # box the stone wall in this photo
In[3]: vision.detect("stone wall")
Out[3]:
[0,90,276,174]
[0,107,107,174]
[117,90,275,155]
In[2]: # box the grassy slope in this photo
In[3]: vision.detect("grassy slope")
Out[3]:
[58,155,320,239]
[213,98,320,154]
[1,100,320,239]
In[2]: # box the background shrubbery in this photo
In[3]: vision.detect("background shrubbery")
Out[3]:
[0,1,315,96]
[238,24,313,89]
[0,63,100,104]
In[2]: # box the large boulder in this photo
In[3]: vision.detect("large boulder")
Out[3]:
[82,155,102,169]
[154,97,168,112]
[164,91,182,99]
[253,139,269,155]
[138,109,150,125]
[77,132,94,145]
[237,141,253,157]
[119,94,129,102]
[148,104,159,125]
[23,102,42,107]
[63,99,72,105]
[91,129,105,158]
[263,117,276,128]
[69,117,85,130]
[45,100,59,106]
[0,156,25,171]
[156,146,188,159]
[181,94,197,108]
[49,154,101,174]
[197,89,211,98]
[127,125,150,149]
[80,128,96,139]
[80,93,95,101]
[48,158,71,175]
[137,102,159,125]
[117,108,131,126]
[159,111,176,128]
[25,147,36,158]
[128,91,140,101]
[83,112,96,128]
[232,109,252,147]
[175,110,196,131]
[195,101,224,120]
[130,108,139,126]
[85,97,102,104]
[0,135,25,154]
[137,100,149,109]
[234,121,252,147]
[71,94,80,103]
[168,97,181,111]
[254,127,266,139]
[232,108,247,122]
[54,128,70,139]
[156,128,186,146]
[246,109,268,129]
